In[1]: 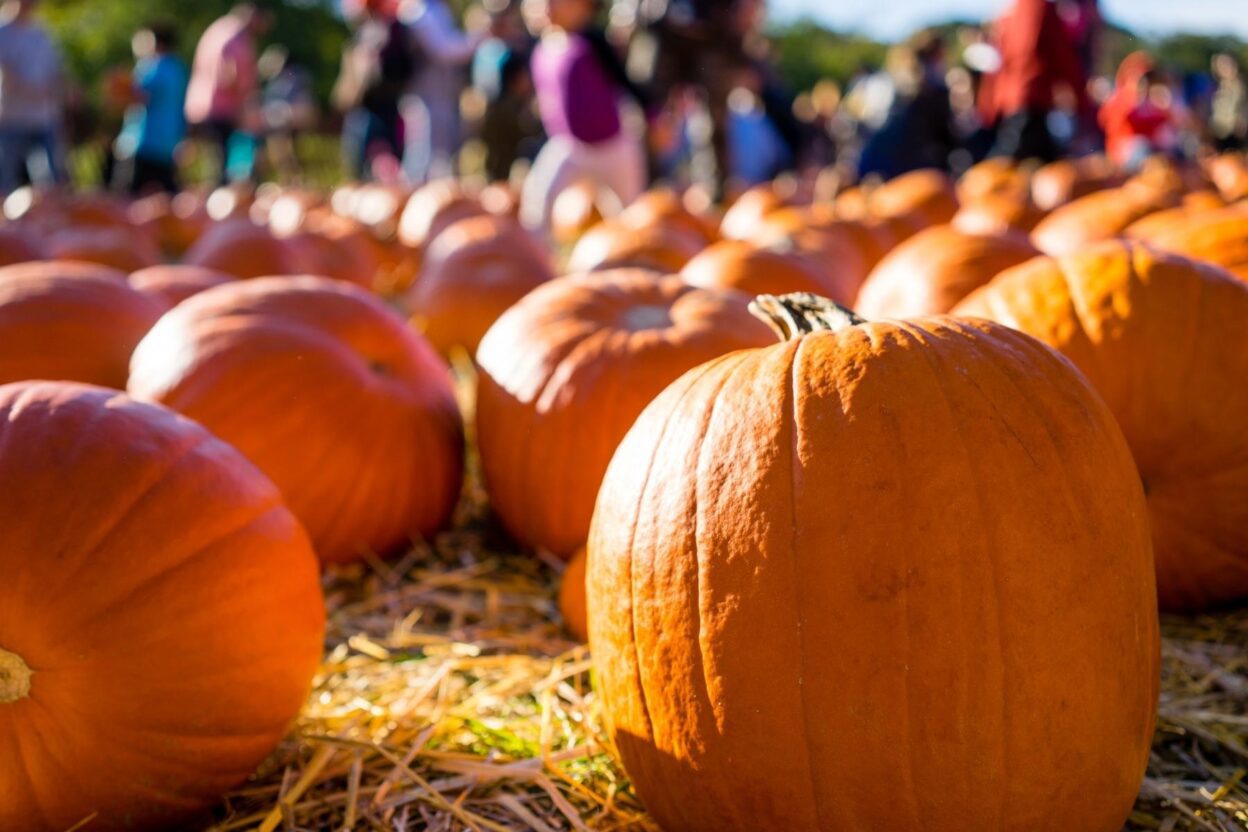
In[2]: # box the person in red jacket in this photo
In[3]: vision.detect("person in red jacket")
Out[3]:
[1099,52,1176,169]
[979,0,1090,161]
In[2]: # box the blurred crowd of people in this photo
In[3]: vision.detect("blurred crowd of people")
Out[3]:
[2,0,1247,232]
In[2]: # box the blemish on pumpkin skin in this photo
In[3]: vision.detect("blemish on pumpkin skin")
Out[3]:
[859,566,926,602]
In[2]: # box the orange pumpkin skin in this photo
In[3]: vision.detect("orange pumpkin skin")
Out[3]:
[855,225,1040,318]
[680,240,838,299]
[1029,186,1176,256]
[956,242,1248,610]
[46,226,162,273]
[128,277,464,565]
[128,265,237,307]
[0,262,166,388]
[475,271,775,558]
[588,300,1157,832]
[868,168,960,230]
[551,180,605,247]
[566,220,706,274]
[718,185,789,240]
[746,211,880,300]
[1030,156,1120,211]
[559,547,588,642]
[407,215,555,356]
[620,190,718,246]
[0,381,324,832]
[1139,208,1248,282]
[956,157,1028,204]
[0,225,46,267]
[952,190,1045,235]
[182,219,306,278]
[397,181,488,250]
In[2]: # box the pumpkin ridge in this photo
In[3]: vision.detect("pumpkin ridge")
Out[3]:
[0,648,32,703]
[8,703,64,830]
[783,336,827,828]
[1050,252,1117,395]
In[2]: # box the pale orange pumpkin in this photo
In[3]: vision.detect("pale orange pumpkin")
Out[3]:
[397,180,488,250]
[182,220,306,278]
[46,225,162,273]
[1030,185,1176,256]
[0,225,46,267]
[129,276,464,565]
[475,270,775,558]
[566,219,707,274]
[128,265,237,307]
[680,239,842,300]
[0,380,324,832]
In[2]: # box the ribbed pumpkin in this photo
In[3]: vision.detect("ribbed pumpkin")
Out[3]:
[956,241,1248,610]
[559,547,588,643]
[0,381,324,832]
[397,180,487,250]
[46,226,162,273]
[128,265,236,307]
[128,276,464,565]
[566,220,706,274]
[1122,193,1228,241]
[680,239,840,299]
[866,168,959,230]
[1138,208,1248,281]
[855,225,1040,318]
[588,293,1158,832]
[182,219,306,278]
[407,215,555,356]
[0,262,166,387]
[0,225,46,267]
[1030,185,1176,255]
[475,271,774,558]
[747,210,882,299]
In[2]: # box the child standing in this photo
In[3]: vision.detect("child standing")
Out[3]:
[520,0,650,236]
[113,24,189,194]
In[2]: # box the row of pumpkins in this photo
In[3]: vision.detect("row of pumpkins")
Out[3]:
[0,148,1246,831]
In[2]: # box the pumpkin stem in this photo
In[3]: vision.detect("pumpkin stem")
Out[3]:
[748,293,867,342]
[0,648,32,704]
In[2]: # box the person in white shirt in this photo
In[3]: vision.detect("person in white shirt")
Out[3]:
[0,0,66,194]
[399,0,487,183]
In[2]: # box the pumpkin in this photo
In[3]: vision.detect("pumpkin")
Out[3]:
[588,292,1158,832]
[619,190,718,246]
[397,180,488,250]
[866,168,959,230]
[719,184,790,241]
[0,261,166,387]
[748,211,891,299]
[855,225,1040,318]
[46,226,162,273]
[952,190,1045,235]
[0,225,46,267]
[956,157,1029,204]
[1136,208,1248,282]
[346,183,410,237]
[566,219,706,274]
[551,180,605,247]
[559,547,588,643]
[129,193,210,257]
[182,219,306,279]
[0,380,324,832]
[1029,186,1176,256]
[128,265,236,307]
[1030,156,1120,211]
[955,241,1248,610]
[1122,194,1227,241]
[283,223,382,289]
[680,239,839,300]
[1207,152,1248,202]
[128,276,464,565]
[475,270,775,558]
[407,215,555,356]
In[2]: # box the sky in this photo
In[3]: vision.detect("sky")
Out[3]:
[768,0,1248,40]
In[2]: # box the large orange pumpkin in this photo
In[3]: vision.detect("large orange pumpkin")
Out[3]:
[588,293,1158,831]
[1121,193,1227,241]
[46,226,162,273]
[680,239,838,299]
[0,262,166,387]
[620,189,717,246]
[956,242,1248,610]
[407,215,555,356]
[128,265,236,307]
[747,210,881,300]
[855,225,1040,318]
[0,381,324,832]
[566,219,706,274]
[718,184,790,240]
[952,189,1045,235]
[956,157,1029,204]
[866,168,959,230]
[1029,185,1176,255]
[0,225,46,267]
[1137,208,1248,281]
[475,271,775,558]
[182,219,306,278]
[397,180,487,250]
[129,193,211,257]
[129,276,464,565]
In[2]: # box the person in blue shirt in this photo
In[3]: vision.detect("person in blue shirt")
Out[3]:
[114,24,189,194]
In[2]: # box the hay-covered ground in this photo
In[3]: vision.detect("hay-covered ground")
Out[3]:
[207,375,1248,831]
[203,524,1247,832]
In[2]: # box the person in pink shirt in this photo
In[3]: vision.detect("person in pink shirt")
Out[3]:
[185,4,271,184]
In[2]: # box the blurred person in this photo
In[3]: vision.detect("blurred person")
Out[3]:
[725,67,793,186]
[859,31,956,179]
[473,0,542,181]
[335,0,413,182]
[1211,53,1247,152]
[259,46,317,182]
[0,0,67,194]
[400,0,489,183]
[980,0,1090,162]
[519,0,652,236]
[113,24,189,195]
[1100,52,1177,169]
[186,3,271,185]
